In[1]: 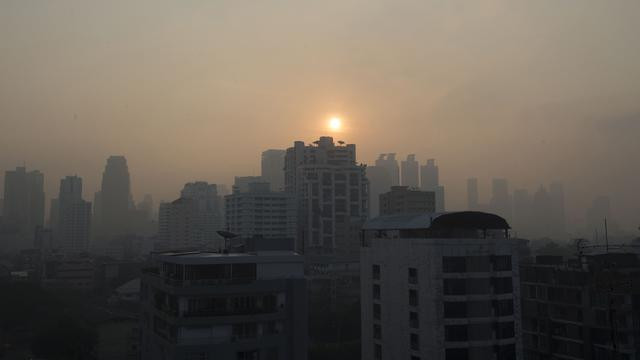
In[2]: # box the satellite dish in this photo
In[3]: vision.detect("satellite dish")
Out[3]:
[217,231,238,239]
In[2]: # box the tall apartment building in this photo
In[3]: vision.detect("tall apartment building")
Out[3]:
[140,249,307,360]
[261,149,286,191]
[52,176,92,254]
[284,136,368,255]
[379,186,435,216]
[420,159,445,212]
[97,156,132,240]
[375,154,400,186]
[366,165,393,219]
[521,252,640,360]
[225,182,296,240]
[401,154,419,188]
[361,211,522,360]
[2,166,45,251]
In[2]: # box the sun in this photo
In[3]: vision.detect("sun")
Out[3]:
[328,117,342,131]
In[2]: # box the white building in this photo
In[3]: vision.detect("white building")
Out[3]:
[361,211,523,360]
[284,136,368,255]
[225,181,296,240]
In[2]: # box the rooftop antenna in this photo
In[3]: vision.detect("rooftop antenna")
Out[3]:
[604,218,609,254]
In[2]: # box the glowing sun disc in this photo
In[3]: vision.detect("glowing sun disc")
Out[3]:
[329,117,342,131]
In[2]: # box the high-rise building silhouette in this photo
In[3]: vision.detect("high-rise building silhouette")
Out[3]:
[548,182,566,237]
[53,176,92,254]
[467,177,479,210]
[2,166,45,251]
[362,212,521,360]
[261,149,286,191]
[366,165,393,218]
[375,153,400,186]
[379,186,435,215]
[232,176,264,194]
[400,154,419,188]
[490,178,512,222]
[140,248,308,360]
[512,189,532,237]
[97,156,132,240]
[285,136,368,255]
[157,181,224,251]
[225,181,296,240]
[420,159,445,212]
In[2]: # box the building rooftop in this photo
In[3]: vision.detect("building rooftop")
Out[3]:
[154,250,303,265]
[363,211,510,231]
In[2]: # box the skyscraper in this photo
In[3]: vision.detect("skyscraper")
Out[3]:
[420,159,445,212]
[54,176,92,254]
[549,182,566,237]
[467,177,479,210]
[2,166,45,251]
[284,136,368,255]
[490,178,512,222]
[375,153,400,186]
[261,149,286,191]
[400,154,419,188]
[98,156,132,240]
[366,165,393,218]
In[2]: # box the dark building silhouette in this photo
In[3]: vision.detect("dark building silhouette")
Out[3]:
[400,154,419,188]
[379,186,435,215]
[521,253,640,359]
[52,176,92,254]
[2,166,45,252]
[366,165,393,218]
[97,156,132,241]
[375,153,400,186]
[491,178,512,222]
[467,177,479,210]
[261,149,286,191]
[420,159,445,211]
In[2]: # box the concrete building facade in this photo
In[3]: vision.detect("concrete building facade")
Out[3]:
[361,211,523,360]
[379,186,435,216]
[140,250,307,360]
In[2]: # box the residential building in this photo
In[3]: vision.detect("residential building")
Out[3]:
[420,159,445,212]
[52,176,92,254]
[521,252,640,360]
[140,249,307,360]
[379,186,435,216]
[2,166,45,251]
[366,165,392,219]
[284,136,368,255]
[375,154,400,186]
[225,182,296,240]
[361,211,522,360]
[261,149,286,191]
[401,154,419,188]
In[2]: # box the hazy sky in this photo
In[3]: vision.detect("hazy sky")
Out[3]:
[1,1,639,232]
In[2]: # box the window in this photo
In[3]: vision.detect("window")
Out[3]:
[466,256,491,272]
[409,289,419,307]
[491,255,512,271]
[373,264,380,280]
[237,350,259,360]
[443,257,466,273]
[408,267,418,284]
[444,302,467,318]
[495,321,515,339]
[373,324,381,339]
[374,303,381,320]
[443,279,466,295]
[373,284,381,300]
[374,344,382,360]
[410,333,419,351]
[493,299,514,316]
[492,277,513,294]
[445,348,468,360]
[445,325,468,342]
[409,311,419,329]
